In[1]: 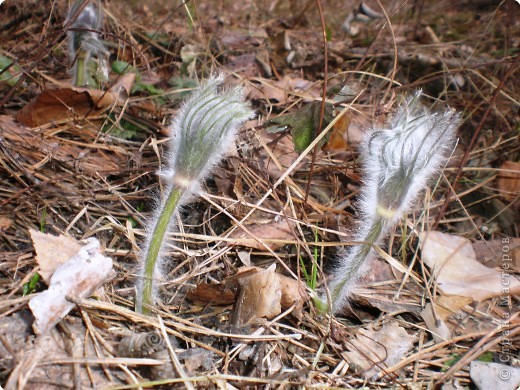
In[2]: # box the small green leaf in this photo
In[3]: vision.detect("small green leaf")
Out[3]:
[168,76,198,100]
[23,273,41,296]
[0,55,22,87]
[442,354,461,371]
[103,114,142,140]
[111,60,138,76]
[132,82,164,96]
[325,25,333,42]
[267,102,333,153]
[477,352,494,362]
[127,216,138,228]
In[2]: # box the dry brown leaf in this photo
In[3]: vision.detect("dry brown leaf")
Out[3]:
[472,238,520,271]
[186,283,237,305]
[277,273,307,320]
[0,216,14,231]
[420,295,473,342]
[322,113,350,151]
[497,161,520,202]
[29,237,114,335]
[16,74,135,127]
[229,218,294,250]
[420,231,520,301]
[421,303,452,342]
[233,264,281,327]
[29,228,83,284]
[246,76,321,104]
[257,128,304,180]
[343,321,417,379]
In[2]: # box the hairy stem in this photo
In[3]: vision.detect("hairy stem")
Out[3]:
[139,186,183,315]
[330,216,387,311]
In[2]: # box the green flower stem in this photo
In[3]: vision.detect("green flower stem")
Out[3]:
[330,216,387,310]
[139,186,183,315]
[75,50,87,87]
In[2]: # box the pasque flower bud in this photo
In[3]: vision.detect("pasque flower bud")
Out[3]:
[136,75,254,314]
[66,0,109,86]
[325,91,460,313]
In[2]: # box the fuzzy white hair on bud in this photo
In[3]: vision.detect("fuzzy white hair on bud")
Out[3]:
[66,0,109,86]
[136,75,255,314]
[324,91,460,313]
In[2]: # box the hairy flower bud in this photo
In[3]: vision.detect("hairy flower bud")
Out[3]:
[136,75,254,314]
[325,91,460,313]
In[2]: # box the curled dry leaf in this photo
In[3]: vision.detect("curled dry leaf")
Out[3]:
[277,273,307,319]
[186,282,237,305]
[29,237,114,335]
[343,321,417,379]
[229,218,294,251]
[0,216,14,231]
[254,128,305,180]
[232,265,307,327]
[29,228,82,284]
[420,231,520,301]
[233,264,282,327]
[16,73,135,127]
[246,76,321,104]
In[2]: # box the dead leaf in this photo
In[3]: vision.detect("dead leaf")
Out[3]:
[229,218,294,250]
[16,74,135,127]
[29,237,114,335]
[186,283,237,305]
[236,250,251,266]
[420,231,520,301]
[277,273,307,319]
[232,264,281,327]
[322,113,350,151]
[497,161,520,202]
[191,266,306,320]
[420,295,473,342]
[246,76,321,104]
[343,321,417,378]
[30,229,83,284]
[253,128,306,180]
[472,238,520,271]
[0,216,14,231]
[421,303,453,342]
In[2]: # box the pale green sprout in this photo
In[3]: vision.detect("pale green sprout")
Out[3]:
[136,75,255,315]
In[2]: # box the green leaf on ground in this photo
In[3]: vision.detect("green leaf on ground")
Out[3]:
[267,102,334,153]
